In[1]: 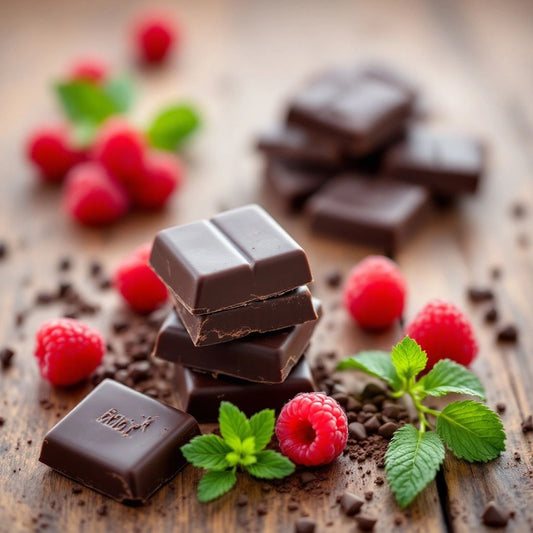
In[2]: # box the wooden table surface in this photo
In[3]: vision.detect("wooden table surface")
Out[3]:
[1,0,532,532]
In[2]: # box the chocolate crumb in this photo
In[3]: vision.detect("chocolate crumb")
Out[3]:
[496,325,518,343]
[325,269,342,288]
[0,417,5,426]
[0,242,8,260]
[295,518,316,533]
[27,439,32,445]
[481,501,509,527]
[89,260,103,277]
[58,258,72,271]
[1,347,15,368]
[71,487,82,494]
[393,515,403,526]
[513,452,521,462]
[364,491,373,501]
[489,266,502,280]
[521,414,533,433]
[288,502,299,511]
[355,514,377,531]
[96,504,107,516]
[496,402,506,414]
[467,287,494,303]
[340,491,364,516]
[300,472,317,485]
[375,476,384,486]
[236,495,248,507]
[484,307,498,323]
[256,504,268,516]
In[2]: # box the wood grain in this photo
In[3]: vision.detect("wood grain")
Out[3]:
[0,0,532,532]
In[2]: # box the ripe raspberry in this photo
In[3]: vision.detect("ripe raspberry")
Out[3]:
[34,318,105,386]
[131,151,184,209]
[276,393,348,466]
[132,11,178,64]
[63,162,129,225]
[93,119,146,190]
[67,56,109,84]
[26,124,82,183]
[113,243,168,313]
[405,300,479,370]
[343,255,407,330]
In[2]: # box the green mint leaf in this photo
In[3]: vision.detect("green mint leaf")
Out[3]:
[248,409,275,452]
[385,424,445,508]
[391,337,427,382]
[180,434,232,471]
[240,436,256,456]
[338,351,401,390]
[103,76,135,113]
[219,402,251,450]
[147,103,201,151]
[419,360,486,400]
[436,401,506,462]
[55,80,117,125]
[245,450,295,480]
[197,469,237,502]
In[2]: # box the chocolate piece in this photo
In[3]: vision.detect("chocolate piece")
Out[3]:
[325,269,342,288]
[295,518,316,533]
[378,422,399,439]
[1,347,15,368]
[287,67,413,156]
[355,514,377,531]
[340,491,364,516]
[306,175,430,253]
[154,300,321,383]
[384,128,485,195]
[467,287,494,302]
[150,204,312,314]
[174,285,318,346]
[496,325,518,343]
[264,159,333,211]
[256,125,343,168]
[481,501,509,527]
[484,307,498,323]
[39,379,200,503]
[173,357,315,422]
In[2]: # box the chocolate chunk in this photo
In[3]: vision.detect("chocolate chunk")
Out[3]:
[362,403,378,413]
[39,380,200,503]
[496,325,518,343]
[484,307,498,323]
[467,287,494,303]
[295,518,316,533]
[363,416,381,434]
[378,422,399,439]
[306,175,430,253]
[325,269,342,288]
[521,415,533,433]
[340,491,364,516]
[150,205,312,315]
[57,281,72,299]
[355,514,377,531]
[481,501,509,527]
[382,404,402,419]
[0,347,15,368]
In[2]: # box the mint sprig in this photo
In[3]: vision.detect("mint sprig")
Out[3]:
[338,336,505,508]
[181,402,295,502]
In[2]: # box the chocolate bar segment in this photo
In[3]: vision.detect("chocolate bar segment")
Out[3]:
[150,204,312,314]
[287,67,413,156]
[383,128,485,195]
[174,357,315,422]
[154,299,321,383]
[39,379,200,504]
[174,285,317,347]
[305,175,431,254]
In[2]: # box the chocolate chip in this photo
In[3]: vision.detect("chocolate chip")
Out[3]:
[382,404,402,419]
[355,514,377,531]
[362,383,385,399]
[325,269,342,288]
[513,452,521,462]
[236,494,248,507]
[1,347,15,368]
[346,397,362,412]
[521,414,533,433]
[496,402,506,414]
[496,325,518,343]
[348,422,367,441]
[363,416,381,434]
[362,403,378,413]
[374,476,384,486]
[481,501,509,527]
[378,422,399,439]
[340,491,364,516]
[295,518,316,533]
[467,287,494,303]
[484,307,498,323]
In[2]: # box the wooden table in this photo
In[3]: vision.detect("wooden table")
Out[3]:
[1,0,532,531]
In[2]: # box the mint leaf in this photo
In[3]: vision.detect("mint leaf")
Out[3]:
[147,103,200,151]
[197,469,237,502]
[338,351,401,389]
[249,409,275,452]
[436,401,506,462]
[103,76,134,113]
[180,434,232,471]
[55,80,117,125]
[219,402,251,450]
[419,360,486,400]
[385,424,445,508]
[245,450,295,479]
[391,337,427,382]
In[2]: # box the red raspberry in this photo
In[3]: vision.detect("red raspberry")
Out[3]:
[34,318,105,386]
[63,162,129,225]
[26,124,82,183]
[93,119,146,190]
[405,300,479,370]
[276,393,348,466]
[132,11,178,64]
[343,255,407,330]
[113,243,168,313]
[131,151,184,209]
[67,56,109,84]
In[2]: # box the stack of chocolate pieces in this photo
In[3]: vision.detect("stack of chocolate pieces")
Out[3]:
[257,62,486,255]
[150,204,320,422]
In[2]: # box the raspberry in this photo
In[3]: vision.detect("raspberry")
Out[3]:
[405,300,479,370]
[113,243,168,313]
[131,151,184,209]
[132,11,178,64]
[93,119,146,190]
[34,318,105,386]
[67,56,109,84]
[26,124,82,183]
[343,255,407,330]
[63,162,129,225]
[276,393,348,466]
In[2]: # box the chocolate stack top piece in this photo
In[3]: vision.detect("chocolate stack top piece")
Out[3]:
[150,204,312,315]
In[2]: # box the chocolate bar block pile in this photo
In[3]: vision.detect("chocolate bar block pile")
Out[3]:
[150,204,319,422]
[257,62,486,254]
